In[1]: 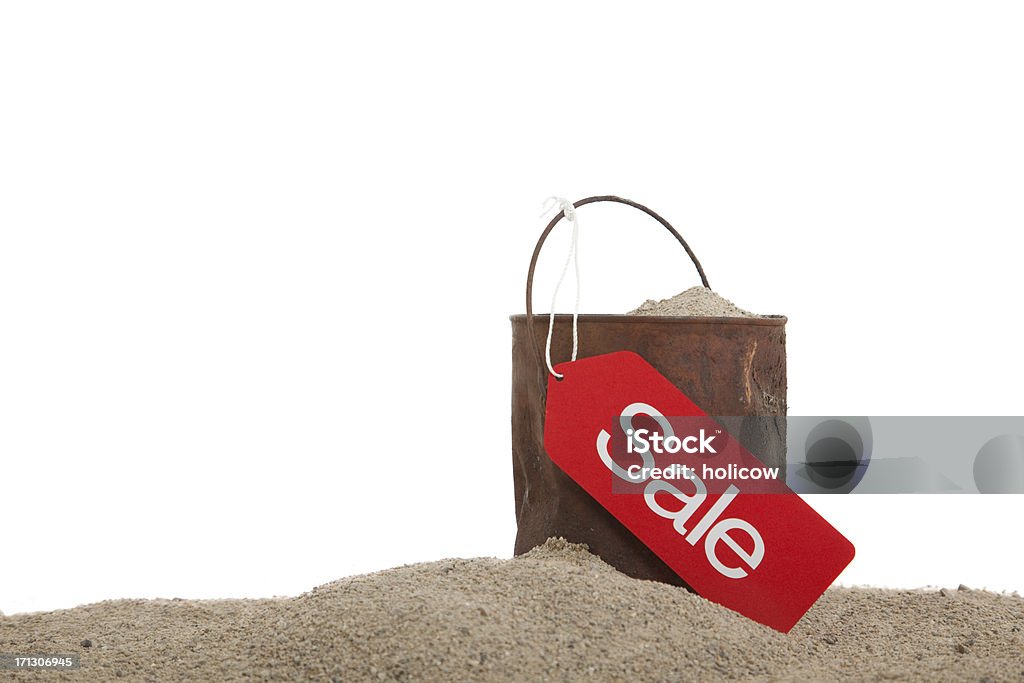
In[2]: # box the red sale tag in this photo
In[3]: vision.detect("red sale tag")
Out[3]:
[544,351,855,633]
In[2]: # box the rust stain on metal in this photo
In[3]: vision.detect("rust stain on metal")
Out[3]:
[743,338,758,406]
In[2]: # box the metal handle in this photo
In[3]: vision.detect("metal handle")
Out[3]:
[524,195,710,370]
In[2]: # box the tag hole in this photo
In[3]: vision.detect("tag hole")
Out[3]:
[554,374,565,382]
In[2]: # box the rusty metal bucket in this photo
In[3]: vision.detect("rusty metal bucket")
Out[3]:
[510,196,787,586]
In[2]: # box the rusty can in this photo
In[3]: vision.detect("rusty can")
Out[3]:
[510,196,787,586]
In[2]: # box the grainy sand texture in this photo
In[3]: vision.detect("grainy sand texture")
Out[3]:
[1,539,1022,682]
[630,286,758,317]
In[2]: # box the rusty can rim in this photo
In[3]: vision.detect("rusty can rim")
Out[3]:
[510,313,787,326]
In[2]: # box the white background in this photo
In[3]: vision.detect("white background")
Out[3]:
[1,2,1022,615]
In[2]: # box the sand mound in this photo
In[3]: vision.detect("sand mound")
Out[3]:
[2,539,1022,681]
[629,286,758,317]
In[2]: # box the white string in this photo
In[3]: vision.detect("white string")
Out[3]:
[540,196,581,379]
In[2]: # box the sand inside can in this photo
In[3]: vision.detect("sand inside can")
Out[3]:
[629,286,759,317]
[2,539,1022,682]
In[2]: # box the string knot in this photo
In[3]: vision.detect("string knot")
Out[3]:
[541,196,576,223]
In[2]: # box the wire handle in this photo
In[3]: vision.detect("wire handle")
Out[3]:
[524,195,710,376]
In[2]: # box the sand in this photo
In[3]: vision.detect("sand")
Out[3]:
[629,286,758,317]
[2,539,1022,682]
